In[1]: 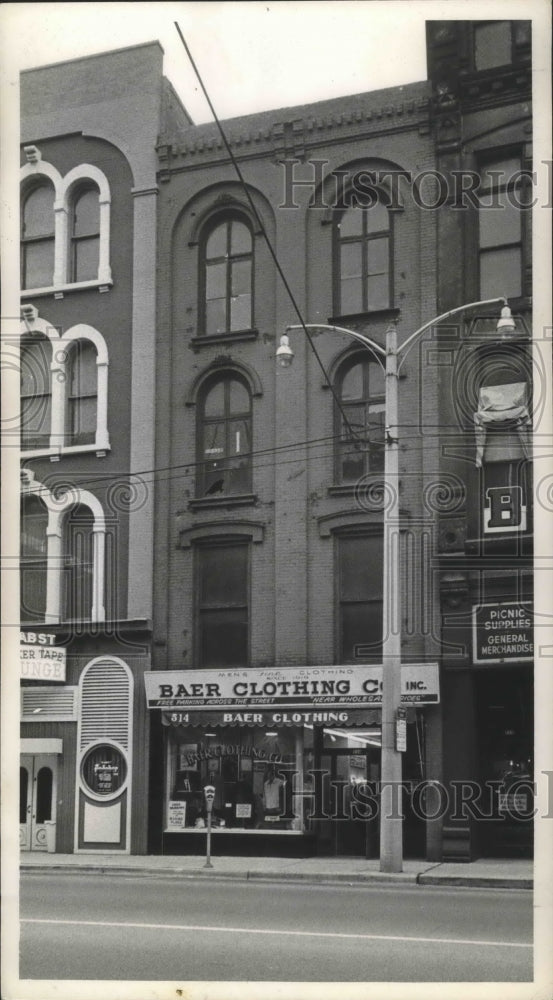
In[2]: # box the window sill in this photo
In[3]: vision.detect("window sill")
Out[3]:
[327,483,383,499]
[163,827,306,836]
[21,443,110,460]
[189,493,258,511]
[190,329,259,349]
[21,279,113,299]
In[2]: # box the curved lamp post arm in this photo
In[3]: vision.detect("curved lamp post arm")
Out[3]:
[396,297,507,371]
[286,323,386,366]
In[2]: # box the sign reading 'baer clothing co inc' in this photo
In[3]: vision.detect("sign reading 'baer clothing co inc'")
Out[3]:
[144,664,440,709]
[472,603,533,665]
[20,631,66,681]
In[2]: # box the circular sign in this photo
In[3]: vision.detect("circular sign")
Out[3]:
[81,743,127,798]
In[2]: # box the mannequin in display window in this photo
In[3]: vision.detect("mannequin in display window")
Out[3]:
[263,765,285,815]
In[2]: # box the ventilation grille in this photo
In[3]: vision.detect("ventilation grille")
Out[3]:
[79,660,131,750]
[21,686,77,721]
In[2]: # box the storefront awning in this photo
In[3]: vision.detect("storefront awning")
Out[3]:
[160,707,407,728]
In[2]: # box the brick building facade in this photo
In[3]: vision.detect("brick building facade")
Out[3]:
[147,73,447,858]
[18,43,189,854]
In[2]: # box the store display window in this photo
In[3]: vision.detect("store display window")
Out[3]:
[164,726,313,832]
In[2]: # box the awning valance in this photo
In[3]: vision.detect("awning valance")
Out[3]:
[161,707,397,728]
[474,382,531,468]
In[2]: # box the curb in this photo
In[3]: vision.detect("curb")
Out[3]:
[417,874,532,890]
[20,864,532,889]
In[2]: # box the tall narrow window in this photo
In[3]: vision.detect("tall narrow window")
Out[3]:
[203,218,253,334]
[336,199,391,315]
[21,495,48,622]
[20,337,52,449]
[21,183,55,289]
[197,543,249,667]
[198,374,252,496]
[474,22,512,70]
[63,504,94,621]
[71,186,100,282]
[67,341,97,445]
[479,157,523,299]
[338,534,383,662]
[336,356,385,482]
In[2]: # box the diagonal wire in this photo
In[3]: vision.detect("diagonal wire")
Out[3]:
[174,22,368,446]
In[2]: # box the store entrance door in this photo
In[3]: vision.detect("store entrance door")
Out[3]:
[20,754,57,852]
[321,748,380,857]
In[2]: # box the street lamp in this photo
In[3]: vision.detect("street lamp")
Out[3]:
[280,296,510,872]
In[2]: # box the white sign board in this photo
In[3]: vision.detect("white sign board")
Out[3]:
[167,800,187,829]
[144,663,439,709]
[20,631,66,681]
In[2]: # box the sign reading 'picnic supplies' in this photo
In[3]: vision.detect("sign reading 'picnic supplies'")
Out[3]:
[472,602,533,665]
[144,664,439,710]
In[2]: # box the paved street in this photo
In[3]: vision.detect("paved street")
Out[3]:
[20,871,532,982]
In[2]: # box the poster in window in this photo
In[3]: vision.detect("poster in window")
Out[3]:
[167,800,187,829]
[178,744,198,770]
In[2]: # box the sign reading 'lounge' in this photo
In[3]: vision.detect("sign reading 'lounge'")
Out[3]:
[472,603,533,664]
[144,663,440,710]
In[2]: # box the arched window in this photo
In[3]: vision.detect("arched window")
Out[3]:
[21,183,55,289]
[21,495,49,623]
[202,217,253,335]
[71,186,100,282]
[335,355,385,483]
[20,336,52,449]
[198,374,252,496]
[63,504,95,621]
[335,197,391,315]
[66,340,98,445]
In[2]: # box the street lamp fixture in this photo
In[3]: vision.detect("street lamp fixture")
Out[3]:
[279,296,508,872]
[276,333,294,367]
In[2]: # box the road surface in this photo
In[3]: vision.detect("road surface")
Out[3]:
[19,871,532,982]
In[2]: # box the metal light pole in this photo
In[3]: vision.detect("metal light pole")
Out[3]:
[281,296,508,872]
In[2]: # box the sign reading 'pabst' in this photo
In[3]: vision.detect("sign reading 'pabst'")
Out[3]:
[144,664,440,710]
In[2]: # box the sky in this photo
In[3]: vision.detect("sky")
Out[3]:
[0,0,539,125]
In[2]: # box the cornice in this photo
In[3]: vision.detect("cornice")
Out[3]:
[157,92,431,171]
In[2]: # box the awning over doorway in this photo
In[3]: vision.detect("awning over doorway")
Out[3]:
[161,708,392,728]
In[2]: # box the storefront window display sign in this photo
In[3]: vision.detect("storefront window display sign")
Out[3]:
[81,744,127,797]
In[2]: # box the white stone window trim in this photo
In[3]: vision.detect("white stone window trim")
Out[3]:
[20,307,110,458]
[21,470,106,624]
[21,151,112,294]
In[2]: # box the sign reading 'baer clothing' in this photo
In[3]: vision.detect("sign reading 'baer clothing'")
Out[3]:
[472,602,533,664]
[144,664,440,709]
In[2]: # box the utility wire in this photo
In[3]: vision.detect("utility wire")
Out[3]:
[173,22,369,446]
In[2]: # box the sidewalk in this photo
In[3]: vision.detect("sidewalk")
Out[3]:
[20,851,533,889]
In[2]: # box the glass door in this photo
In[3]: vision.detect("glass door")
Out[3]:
[20,754,57,852]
